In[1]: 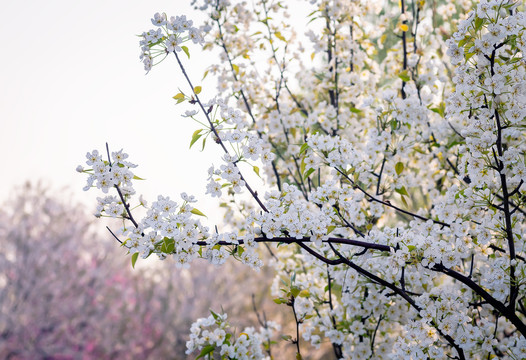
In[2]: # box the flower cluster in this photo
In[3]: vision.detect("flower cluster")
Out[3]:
[186,310,280,360]
[140,12,205,72]
[79,147,266,269]
[77,149,137,196]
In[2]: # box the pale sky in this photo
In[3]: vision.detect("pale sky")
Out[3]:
[0,1,228,223]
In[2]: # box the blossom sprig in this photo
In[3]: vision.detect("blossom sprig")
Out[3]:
[140,12,205,73]
[185,310,279,360]
[77,148,137,196]
[78,146,268,270]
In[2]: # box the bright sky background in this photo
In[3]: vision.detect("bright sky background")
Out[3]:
[0,0,315,231]
[0,1,229,223]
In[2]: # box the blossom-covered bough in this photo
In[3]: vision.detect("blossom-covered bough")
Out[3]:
[79,0,526,358]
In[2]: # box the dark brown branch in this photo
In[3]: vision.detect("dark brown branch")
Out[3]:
[173,51,268,213]
[196,236,392,252]
[334,167,450,227]
[433,263,526,337]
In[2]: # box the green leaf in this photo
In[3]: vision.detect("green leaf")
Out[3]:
[395,186,409,197]
[190,129,203,149]
[274,31,286,42]
[181,45,190,59]
[389,119,399,132]
[353,171,360,183]
[173,93,185,100]
[429,102,445,118]
[474,17,484,32]
[398,70,410,82]
[299,289,310,297]
[291,286,301,298]
[303,167,315,180]
[350,107,362,114]
[457,36,470,47]
[237,246,244,256]
[161,237,175,254]
[210,309,220,320]
[395,162,404,176]
[400,196,409,208]
[300,157,306,175]
[202,70,209,80]
[253,166,260,177]
[196,345,215,359]
[132,175,145,180]
[194,86,202,94]
[131,252,139,269]
[299,143,310,156]
[232,64,239,74]
[191,208,207,217]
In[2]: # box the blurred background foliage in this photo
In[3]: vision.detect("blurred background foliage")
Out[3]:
[0,183,313,359]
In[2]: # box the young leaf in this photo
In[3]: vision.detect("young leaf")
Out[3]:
[194,86,202,94]
[474,17,484,31]
[173,93,185,100]
[303,167,315,180]
[253,166,260,177]
[291,286,301,298]
[299,143,310,156]
[395,162,404,176]
[401,196,409,208]
[395,186,409,197]
[210,309,220,320]
[161,237,175,254]
[190,129,203,149]
[398,70,410,82]
[191,208,207,217]
[181,45,190,59]
[131,252,139,269]
[196,345,215,359]
[274,31,286,41]
[300,157,306,175]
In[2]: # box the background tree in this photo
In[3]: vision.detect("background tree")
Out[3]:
[0,183,292,359]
